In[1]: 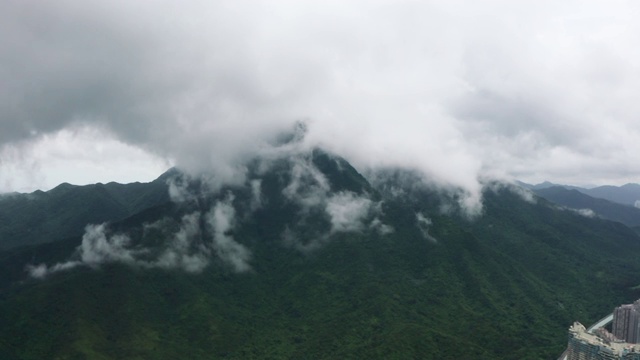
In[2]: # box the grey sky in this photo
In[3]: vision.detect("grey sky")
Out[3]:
[2,0,640,197]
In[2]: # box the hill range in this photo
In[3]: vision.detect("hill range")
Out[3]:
[1,151,640,359]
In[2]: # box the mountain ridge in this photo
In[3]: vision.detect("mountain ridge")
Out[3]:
[519,180,640,207]
[1,152,639,358]
[533,186,640,228]
[0,175,171,250]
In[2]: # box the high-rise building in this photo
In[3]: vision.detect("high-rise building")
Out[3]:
[565,300,640,360]
[567,322,640,360]
[613,301,640,343]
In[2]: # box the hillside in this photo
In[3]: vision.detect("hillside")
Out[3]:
[521,181,640,208]
[0,177,170,250]
[580,183,640,207]
[533,186,640,227]
[1,152,640,359]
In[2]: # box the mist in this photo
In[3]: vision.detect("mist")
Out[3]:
[4,1,640,202]
[25,151,399,278]
[26,193,251,277]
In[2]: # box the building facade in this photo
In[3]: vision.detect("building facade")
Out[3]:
[567,322,640,360]
[613,301,640,344]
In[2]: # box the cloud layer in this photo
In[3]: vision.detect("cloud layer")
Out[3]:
[4,1,640,196]
[26,153,396,278]
[27,194,251,278]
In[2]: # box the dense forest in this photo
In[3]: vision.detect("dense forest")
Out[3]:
[1,151,639,359]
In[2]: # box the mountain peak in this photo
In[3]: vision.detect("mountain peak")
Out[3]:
[3,154,640,359]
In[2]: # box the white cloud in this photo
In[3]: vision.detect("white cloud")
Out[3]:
[370,218,394,235]
[26,261,80,279]
[26,223,138,278]
[167,175,196,203]
[26,195,253,278]
[249,179,264,211]
[153,212,210,273]
[4,1,640,203]
[282,155,331,209]
[575,208,596,218]
[279,159,394,249]
[205,193,251,273]
[416,213,438,243]
[486,181,537,204]
[325,192,373,233]
[79,224,138,265]
[282,156,391,235]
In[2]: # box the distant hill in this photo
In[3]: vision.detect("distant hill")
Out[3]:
[0,175,171,250]
[517,180,584,191]
[580,183,640,207]
[1,151,640,359]
[519,181,640,208]
[533,186,640,228]
[517,180,558,190]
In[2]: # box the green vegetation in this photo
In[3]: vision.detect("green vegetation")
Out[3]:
[1,154,640,359]
[0,178,169,250]
[535,186,640,227]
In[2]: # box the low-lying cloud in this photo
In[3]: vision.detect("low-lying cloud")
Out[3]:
[206,193,251,273]
[153,213,210,274]
[278,154,393,252]
[28,223,136,278]
[325,192,374,233]
[28,153,397,278]
[6,1,640,206]
[27,193,252,278]
[573,208,596,218]
[416,213,438,243]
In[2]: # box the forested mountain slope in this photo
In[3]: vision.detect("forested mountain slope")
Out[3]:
[1,151,639,359]
[0,177,170,250]
[534,186,640,227]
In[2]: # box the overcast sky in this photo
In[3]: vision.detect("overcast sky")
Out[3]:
[2,0,640,194]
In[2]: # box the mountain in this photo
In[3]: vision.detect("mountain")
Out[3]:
[533,186,640,228]
[517,180,584,191]
[517,180,559,190]
[1,151,640,359]
[580,183,640,207]
[0,177,170,250]
[519,181,640,208]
